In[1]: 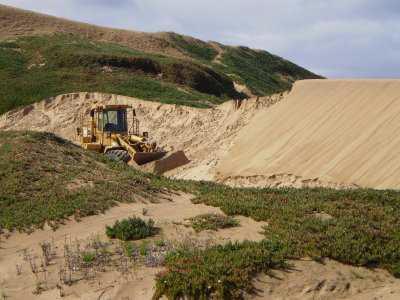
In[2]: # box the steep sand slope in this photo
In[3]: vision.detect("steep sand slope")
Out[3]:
[217,80,400,189]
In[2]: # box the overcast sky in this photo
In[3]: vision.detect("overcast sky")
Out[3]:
[2,0,399,78]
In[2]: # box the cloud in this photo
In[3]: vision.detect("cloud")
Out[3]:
[1,0,399,78]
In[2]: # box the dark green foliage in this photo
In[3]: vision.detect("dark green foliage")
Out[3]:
[189,213,239,232]
[54,53,162,74]
[162,61,238,98]
[153,239,288,300]
[106,217,156,241]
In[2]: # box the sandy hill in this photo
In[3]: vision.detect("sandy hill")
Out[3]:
[217,79,400,189]
[0,4,321,114]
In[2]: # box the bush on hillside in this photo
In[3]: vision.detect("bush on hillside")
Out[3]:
[188,213,239,232]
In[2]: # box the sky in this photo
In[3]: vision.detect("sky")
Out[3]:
[1,0,399,78]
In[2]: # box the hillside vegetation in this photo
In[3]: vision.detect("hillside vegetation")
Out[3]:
[0,4,321,114]
[0,131,165,231]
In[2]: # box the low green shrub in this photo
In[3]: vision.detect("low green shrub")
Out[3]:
[153,239,288,299]
[106,217,156,241]
[189,213,239,232]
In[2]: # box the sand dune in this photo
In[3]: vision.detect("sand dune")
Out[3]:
[217,79,400,189]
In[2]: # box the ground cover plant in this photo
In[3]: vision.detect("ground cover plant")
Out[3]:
[153,239,288,299]
[188,213,239,232]
[186,182,400,277]
[148,180,400,298]
[106,217,157,241]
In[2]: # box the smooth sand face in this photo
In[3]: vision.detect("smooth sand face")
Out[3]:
[217,79,400,189]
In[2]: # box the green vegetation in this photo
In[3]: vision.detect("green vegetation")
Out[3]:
[188,213,239,232]
[186,183,400,277]
[82,251,96,263]
[106,217,157,241]
[0,33,321,114]
[153,239,288,299]
[168,33,218,61]
[148,180,400,298]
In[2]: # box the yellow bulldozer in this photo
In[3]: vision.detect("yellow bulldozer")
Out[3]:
[76,104,188,171]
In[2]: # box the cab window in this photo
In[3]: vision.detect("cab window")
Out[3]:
[102,109,127,132]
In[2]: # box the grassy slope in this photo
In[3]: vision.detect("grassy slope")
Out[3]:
[0,35,234,114]
[217,45,321,95]
[1,131,399,299]
[0,5,322,114]
[0,131,166,231]
[166,33,322,95]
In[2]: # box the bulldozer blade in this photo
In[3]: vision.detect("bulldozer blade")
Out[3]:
[133,152,167,165]
[154,151,190,175]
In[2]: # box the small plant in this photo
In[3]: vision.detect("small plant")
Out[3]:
[188,213,239,232]
[155,239,166,247]
[40,241,55,266]
[15,264,22,276]
[106,217,156,241]
[122,242,136,258]
[139,241,149,256]
[82,252,96,263]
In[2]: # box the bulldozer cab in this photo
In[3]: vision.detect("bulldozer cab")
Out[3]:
[97,108,128,133]
[92,104,135,135]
